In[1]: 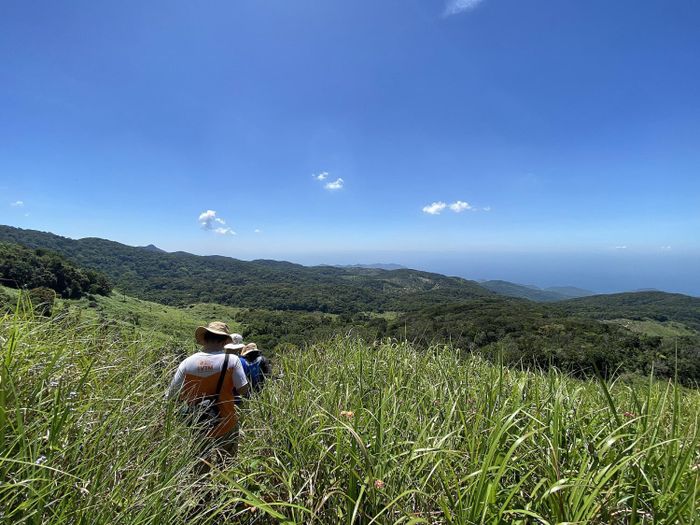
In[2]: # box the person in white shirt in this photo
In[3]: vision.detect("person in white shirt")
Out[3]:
[167,321,249,456]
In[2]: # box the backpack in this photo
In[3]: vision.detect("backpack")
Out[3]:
[186,353,229,430]
[241,355,267,391]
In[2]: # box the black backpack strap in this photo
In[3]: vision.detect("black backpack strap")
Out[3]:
[214,352,230,400]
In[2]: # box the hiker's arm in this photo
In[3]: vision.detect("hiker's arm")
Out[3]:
[231,355,250,398]
[165,363,185,400]
[237,383,250,398]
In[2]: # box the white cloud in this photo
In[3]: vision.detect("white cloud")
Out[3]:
[444,0,485,16]
[198,210,236,235]
[422,201,448,215]
[313,171,328,181]
[424,200,489,214]
[10,200,24,207]
[198,210,223,228]
[254,229,262,234]
[660,245,672,251]
[614,245,628,250]
[449,200,472,213]
[324,178,344,191]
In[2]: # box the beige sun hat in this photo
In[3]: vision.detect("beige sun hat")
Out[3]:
[240,342,262,359]
[195,321,234,346]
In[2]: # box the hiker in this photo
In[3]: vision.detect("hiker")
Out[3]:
[224,340,272,393]
[240,343,272,392]
[166,321,249,457]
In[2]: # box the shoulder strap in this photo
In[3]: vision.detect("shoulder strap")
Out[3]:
[214,353,230,398]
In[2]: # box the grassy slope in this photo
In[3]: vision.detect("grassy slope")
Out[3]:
[1,285,375,352]
[2,299,699,524]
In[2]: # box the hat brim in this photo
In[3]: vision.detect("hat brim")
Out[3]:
[241,348,262,359]
[224,343,246,352]
[195,326,233,346]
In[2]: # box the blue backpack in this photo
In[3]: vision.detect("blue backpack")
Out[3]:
[240,355,267,391]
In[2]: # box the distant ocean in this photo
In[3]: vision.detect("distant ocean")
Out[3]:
[301,251,700,297]
[410,252,700,297]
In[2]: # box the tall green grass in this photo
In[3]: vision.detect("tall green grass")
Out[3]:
[1,297,699,524]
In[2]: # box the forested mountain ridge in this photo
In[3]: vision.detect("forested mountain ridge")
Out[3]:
[0,225,493,313]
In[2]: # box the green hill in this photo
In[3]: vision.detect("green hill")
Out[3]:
[555,291,700,332]
[0,225,493,313]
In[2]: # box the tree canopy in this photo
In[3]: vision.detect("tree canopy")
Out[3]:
[0,241,111,299]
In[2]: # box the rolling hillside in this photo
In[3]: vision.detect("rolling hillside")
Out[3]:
[0,225,493,313]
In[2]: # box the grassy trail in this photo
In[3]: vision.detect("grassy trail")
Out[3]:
[1,300,699,524]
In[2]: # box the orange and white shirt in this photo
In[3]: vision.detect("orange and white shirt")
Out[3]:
[167,348,248,437]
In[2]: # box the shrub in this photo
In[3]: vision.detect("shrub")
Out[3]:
[28,286,56,316]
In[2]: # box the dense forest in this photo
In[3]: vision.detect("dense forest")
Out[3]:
[223,299,699,385]
[0,241,111,299]
[552,291,700,332]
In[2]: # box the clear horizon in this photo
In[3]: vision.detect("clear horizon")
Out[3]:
[2,1,699,295]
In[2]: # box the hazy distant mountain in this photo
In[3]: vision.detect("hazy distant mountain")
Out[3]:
[544,286,595,299]
[336,263,407,271]
[480,280,565,302]
[481,280,595,302]
[479,280,595,303]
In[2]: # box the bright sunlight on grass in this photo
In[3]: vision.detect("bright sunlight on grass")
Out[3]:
[1,295,699,524]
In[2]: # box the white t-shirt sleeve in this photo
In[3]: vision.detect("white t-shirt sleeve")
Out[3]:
[230,355,248,390]
[166,362,186,399]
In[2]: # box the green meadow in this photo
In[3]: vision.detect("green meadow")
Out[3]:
[1,292,698,524]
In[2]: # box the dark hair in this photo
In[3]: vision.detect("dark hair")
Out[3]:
[203,331,230,345]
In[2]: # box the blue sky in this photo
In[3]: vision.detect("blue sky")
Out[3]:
[1,0,699,293]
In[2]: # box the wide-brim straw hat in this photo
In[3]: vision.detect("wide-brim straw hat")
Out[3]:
[241,342,262,359]
[195,321,233,346]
